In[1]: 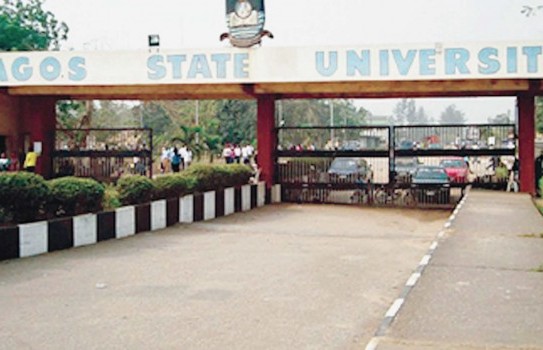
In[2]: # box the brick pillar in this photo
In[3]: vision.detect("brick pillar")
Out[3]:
[517,95,536,194]
[257,95,276,189]
[20,97,57,178]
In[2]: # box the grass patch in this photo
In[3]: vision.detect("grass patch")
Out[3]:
[534,198,543,215]
[532,264,543,273]
[519,233,543,238]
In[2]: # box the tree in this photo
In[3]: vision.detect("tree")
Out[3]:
[392,99,418,125]
[0,0,69,51]
[216,100,256,145]
[56,101,86,129]
[521,5,543,16]
[439,104,466,124]
[487,111,512,124]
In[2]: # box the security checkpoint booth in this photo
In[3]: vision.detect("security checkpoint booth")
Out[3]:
[0,42,541,195]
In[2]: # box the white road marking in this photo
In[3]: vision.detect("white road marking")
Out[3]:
[420,255,431,265]
[365,337,380,350]
[385,298,405,318]
[406,272,421,287]
[429,241,438,250]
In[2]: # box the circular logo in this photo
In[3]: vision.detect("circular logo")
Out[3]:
[235,0,253,19]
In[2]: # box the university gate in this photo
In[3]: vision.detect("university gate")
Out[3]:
[276,123,516,208]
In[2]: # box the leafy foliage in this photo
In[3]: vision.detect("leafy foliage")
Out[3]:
[48,177,105,216]
[488,111,512,124]
[0,172,49,223]
[117,176,155,205]
[102,184,121,211]
[183,163,252,192]
[216,99,256,144]
[153,174,197,200]
[521,5,543,17]
[439,104,466,124]
[280,99,367,127]
[0,0,69,51]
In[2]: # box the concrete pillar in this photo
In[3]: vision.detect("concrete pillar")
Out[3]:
[257,95,276,189]
[20,97,57,178]
[517,95,536,194]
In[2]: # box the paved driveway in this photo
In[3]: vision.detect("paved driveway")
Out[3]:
[0,205,447,350]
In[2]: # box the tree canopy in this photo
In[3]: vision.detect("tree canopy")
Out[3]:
[439,104,466,124]
[0,0,68,51]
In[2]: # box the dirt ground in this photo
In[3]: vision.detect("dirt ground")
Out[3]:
[0,204,449,350]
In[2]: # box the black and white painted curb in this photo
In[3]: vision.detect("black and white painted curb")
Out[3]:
[364,187,471,350]
[0,182,282,261]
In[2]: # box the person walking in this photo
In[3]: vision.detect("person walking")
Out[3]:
[506,157,519,192]
[223,144,233,164]
[171,147,182,173]
[23,146,38,172]
[0,152,10,171]
[234,144,242,163]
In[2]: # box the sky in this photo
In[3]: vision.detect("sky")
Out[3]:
[42,0,543,122]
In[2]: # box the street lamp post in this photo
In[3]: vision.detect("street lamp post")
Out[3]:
[330,99,334,143]
[195,100,199,144]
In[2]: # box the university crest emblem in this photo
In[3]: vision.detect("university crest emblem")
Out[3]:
[220,0,273,48]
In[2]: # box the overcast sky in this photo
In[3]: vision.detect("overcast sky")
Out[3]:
[43,0,543,122]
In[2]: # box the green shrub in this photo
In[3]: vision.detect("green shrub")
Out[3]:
[219,164,253,188]
[117,175,155,205]
[48,177,105,216]
[0,172,50,223]
[495,166,509,180]
[102,184,121,211]
[184,164,252,192]
[184,164,224,192]
[153,174,197,199]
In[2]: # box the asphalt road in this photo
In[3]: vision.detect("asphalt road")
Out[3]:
[0,204,447,350]
[377,191,543,350]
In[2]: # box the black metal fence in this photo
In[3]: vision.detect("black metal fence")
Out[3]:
[53,128,153,182]
[276,124,516,208]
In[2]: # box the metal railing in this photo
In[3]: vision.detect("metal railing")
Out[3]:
[53,128,153,182]
[276,124,516,208]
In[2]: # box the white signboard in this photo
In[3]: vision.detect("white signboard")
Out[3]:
[0,41,542,86]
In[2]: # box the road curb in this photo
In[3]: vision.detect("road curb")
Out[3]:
[364,186,471,350]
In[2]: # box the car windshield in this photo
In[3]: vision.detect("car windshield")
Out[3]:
[440,159,466,168]
[330,159,358,171]
[395,158,417,167]
[414,167,449,180]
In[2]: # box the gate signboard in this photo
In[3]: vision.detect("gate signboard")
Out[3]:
[220,0,273,48]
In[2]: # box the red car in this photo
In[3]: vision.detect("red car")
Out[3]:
[439,157,469,183]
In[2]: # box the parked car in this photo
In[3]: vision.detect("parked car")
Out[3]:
[394,157,419,183]
[327,158,368,182]
[439,157,469,183]
[341,140,361,151]
[397,140,415,150]
[411,166,451,204]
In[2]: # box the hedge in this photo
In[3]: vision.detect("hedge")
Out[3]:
[117,175,155,206]
[48,177,105,217]
[0,164,254,224]
[183,163,252,192]
[153,173,197,200]
[0,172,50,223]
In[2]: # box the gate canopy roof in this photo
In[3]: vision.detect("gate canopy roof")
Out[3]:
[1,41,543,99]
